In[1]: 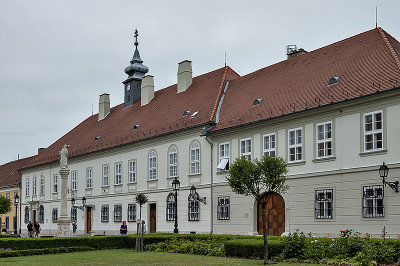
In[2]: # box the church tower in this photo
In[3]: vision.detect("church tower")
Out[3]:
[123,29,149,107]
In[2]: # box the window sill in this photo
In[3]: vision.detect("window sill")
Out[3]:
[287,160,306,167]
[128,182,137,185]
[114,183,123,187]
[101,185,110,188]
[313,156,336,163]
[147,179,158,183]
[188,173,202,177]
[85,187,93,190]
[359,149,387,157]
[314,218,336,222]
[167,176,179,179]
[216,170,229,175]
[52,192,58,194]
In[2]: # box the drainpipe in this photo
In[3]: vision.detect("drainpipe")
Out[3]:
[204,134,214,234]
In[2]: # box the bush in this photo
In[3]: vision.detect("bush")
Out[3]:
[0,246,94,258]
[281,229,307,259]
[146,238,225,256]
[224,238,284,259]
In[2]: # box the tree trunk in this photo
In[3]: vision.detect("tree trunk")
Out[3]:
[262,204,269,264]
[135,222,139,251]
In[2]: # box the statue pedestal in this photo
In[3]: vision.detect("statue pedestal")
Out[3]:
[56,218,72,237]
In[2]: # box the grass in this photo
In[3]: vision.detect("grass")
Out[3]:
[0,249,309,265]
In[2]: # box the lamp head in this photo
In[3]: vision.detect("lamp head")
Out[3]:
[190,185,196,196]
[172,178,180,191]
[71,197,75,206]
[82,196,86,206]
[379,162,389,181]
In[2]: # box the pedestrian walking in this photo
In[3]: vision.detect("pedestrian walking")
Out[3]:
[27,221,34,238]
[34,221,40,238]
[120,221,127,235]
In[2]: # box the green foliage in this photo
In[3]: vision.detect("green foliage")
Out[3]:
[224,239,284,259]
[135,194,148,206]
[146,238,225,256]
[281,229,307,259]
[0,196,11,215]
[0,246,94,258]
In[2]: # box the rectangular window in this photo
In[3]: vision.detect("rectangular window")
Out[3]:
[364,111,383,152]
[190,143,200,174]
[217,143,230,172]
[217,196,230,220]
[240,138,252,160]
[316,122,332,158]
[71,171,77,191]
[26,177,30,196]
[6,193,10,199]
[115,163,122,185]
[166,194,176,221]
[102,165,109,186]
[86,168,92,188]
[315,189,333,219]
[101,205,109,222]
[128,160,136,183]
[52,208,58,223]
[5,217,9,229]
[263,133,276,157]
[169,148,178,177]
[33,176,37,195]
[114,205,122,222]
[149,152,157,180]
[40,174,45,195]
[71,207,77,222]
[188,197,199,221]
[288,128,302,162]
[363,185,384,218]
[128,204,136,222]
[53,174,58,193]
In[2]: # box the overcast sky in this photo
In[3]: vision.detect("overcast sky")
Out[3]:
[1,0,399,165]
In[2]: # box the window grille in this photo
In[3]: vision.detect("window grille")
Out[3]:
[114,205,122,222]
[39,205,44,223]
[101,205,109,222]
[71,207,77,222]
[128,204,136,222]
[166,193,176,221]
[52,208,58,223]
[24,206,29,223]
[217,196,230,220]
[315,189,333,219]
[363,185,384,218]
[188,193,199,221]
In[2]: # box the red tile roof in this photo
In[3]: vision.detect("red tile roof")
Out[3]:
[212,28,400,132]
[0,156,35,187]
[22,66,239,169]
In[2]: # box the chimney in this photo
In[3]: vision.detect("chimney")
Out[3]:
[286,45,307,59]
[177,60,192,93]
[37,148,45,154]
[141,75,154,106]
[98,93,110,121]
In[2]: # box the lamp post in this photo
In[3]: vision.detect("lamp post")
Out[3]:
[71,197,86,211]
[172,178,180,233]
[379,162,399,193]
[13,193,19,235]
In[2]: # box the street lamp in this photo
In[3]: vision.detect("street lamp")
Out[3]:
[71,196,86,211]
[14,193,19,235]
[172,178,180,233]
[379,162,399,192]
[189,185,206,204]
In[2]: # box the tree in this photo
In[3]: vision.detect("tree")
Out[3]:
[135,193,148,252]
[227,155,289,264]
[0,196,11,215]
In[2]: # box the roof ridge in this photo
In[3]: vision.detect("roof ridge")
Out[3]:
[378,27,400,72]
[209,66,229,122]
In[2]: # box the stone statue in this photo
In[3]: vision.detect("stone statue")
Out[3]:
[59,144,70,169]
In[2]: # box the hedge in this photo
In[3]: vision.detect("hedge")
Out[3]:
[0,246,94,258]
[224,239,284,259]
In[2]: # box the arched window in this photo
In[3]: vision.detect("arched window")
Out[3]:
[149,151,157,180]
[188,193,199,221]
[32,175,37,196]
[168,147,178,178]
[190,142,200,174]
[40,174,45,195]
[166,193,176,221]
[39,205,44,223]
[24,206,29,223]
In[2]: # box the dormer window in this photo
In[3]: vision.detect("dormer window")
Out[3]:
[252,98,262,106]
[133,124,140,130]
[190,111,199,119]
[94,136,101,141]
[183,110,190,117]
[328,76,339,86]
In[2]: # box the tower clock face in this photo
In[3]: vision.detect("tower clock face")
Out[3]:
[126,83,131,91]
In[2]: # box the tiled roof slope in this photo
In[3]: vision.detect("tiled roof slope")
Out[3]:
[213,28,400,132]
[23,66,239,169]
[0,156,35,187]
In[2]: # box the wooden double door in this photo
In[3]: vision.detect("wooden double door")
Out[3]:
[257,192,285,236]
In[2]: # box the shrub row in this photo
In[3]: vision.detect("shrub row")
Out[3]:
[224,239,284,259]
[0,246,94,258]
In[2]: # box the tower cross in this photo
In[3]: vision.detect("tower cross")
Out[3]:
[134,29,139,46]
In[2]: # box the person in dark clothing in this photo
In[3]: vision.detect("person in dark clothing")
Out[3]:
[27,221,34,238]
[34,221,40,238]
[120,221,127,235]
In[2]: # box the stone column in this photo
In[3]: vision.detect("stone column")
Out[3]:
[56,169,71,237]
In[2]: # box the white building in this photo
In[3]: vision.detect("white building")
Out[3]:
[19,27,400,237]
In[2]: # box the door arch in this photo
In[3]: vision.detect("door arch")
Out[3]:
[257,192,285,236]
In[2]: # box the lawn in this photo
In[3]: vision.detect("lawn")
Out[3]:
[0,249,308,265]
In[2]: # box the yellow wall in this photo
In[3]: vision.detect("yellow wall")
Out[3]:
[0,188,20,234]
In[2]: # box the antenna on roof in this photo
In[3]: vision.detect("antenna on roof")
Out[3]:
[224,52,227,67]
[375,6,378,28]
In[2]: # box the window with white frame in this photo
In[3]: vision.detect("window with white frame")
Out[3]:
[86,168,92,188]
[363,185,384,218]
[33,175,37,195]
[40,174,45,195]
[101,205,109,222]
[53,174,58,193]
[149,151,157,180]
[169,147,178,177]
[166,193,176,221]
[114,205,122,222]
[102,165,109,186]
[217,143,230,172]
[128,160,136,183]
[71,171,77,191]
[71,207,77,221]
[364,111,383,152]
[39,205,44,223]
[24,206,29,223]
[217,196,230,220]
[240,138,252,160]
[128,204,136,222]
[52,208,58,223]
[25,177,30,196]
[115,163,122,185]
[288,128,302,162]
[190,142,200,174]
[188,193,199,221]
[263,133,276,157]
[315,189,333,219]
[316,122,332,158]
